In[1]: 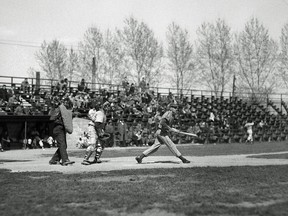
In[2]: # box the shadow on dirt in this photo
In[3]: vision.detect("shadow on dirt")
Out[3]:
[0,160,32,163]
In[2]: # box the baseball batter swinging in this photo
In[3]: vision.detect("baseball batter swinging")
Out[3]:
[135,104,190,164]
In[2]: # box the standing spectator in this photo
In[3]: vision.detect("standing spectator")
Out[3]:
[122,76,129,94]
[78,78,87,92]
[117,118,128,147]
[105,120,114,147]
[48,97,74,166]
[139,77,147,93]
[21,78,30,93]
[0,85,9,102]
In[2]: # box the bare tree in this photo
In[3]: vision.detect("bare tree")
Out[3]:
[66,47,79,82]
[279,22,288,90]
[35,40,68,82]
[234,18,278,100]
[78,27,104,89]
[117,16,163,86]
[166,22,194,95]
[102,29,126,85]
[195,19,234,96]
[27,67,36,78]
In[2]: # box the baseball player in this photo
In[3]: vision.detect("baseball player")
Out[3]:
[244,121,254,143]
[135,104,190,164]
[81,101,107,165]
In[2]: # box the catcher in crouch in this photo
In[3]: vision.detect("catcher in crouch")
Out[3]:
[135,104,191,164]
[81,101,108,165]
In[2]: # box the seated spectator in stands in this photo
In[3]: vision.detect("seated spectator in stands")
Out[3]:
[78,78,87,92]
[129,83,135,95]
[209,110,215,122]
[21,78,30,93]
[74,92,85,108]
[63,78,69,92]
[83,92,90,108]
[147,131,155,146]
[23,105,32,115]
[14,102,25,115]
[10,84,19,95]
[0,85,9,102]
[0,106,7,115]
[132,128,143,146]
[8,94,17,108]
[258,120,267,131]
[57,79,66,93]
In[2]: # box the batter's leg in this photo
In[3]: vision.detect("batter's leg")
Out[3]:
[160,135,190,163]
[135,137,161,163]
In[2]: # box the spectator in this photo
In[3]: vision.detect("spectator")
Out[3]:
[63,78,69,92]
[30,127,42,149]
[14,102,25,115]
[139,77,147,92]
[78,78,87,92]
[122,76,129,93]
[0,106,7,115]
[129,83,135,95]
[0,85,9,102]
[209,110,215,122]
[105,120,114,147]
[21,78,30,93]
[117,118,128,147]
[57,79,66,93]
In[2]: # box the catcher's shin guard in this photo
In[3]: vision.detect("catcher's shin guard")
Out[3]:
[82,150,93,165]
[93,143,103,163]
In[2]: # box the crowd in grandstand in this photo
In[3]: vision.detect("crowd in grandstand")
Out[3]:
[0,76,286,151]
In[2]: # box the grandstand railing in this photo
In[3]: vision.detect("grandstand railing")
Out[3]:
[1,75,288,101]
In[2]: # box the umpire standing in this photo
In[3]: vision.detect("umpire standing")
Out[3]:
[49,97,74,166]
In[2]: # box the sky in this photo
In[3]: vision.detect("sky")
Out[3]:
[1,0,288,79]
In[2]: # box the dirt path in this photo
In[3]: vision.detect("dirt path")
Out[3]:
[1,148,288,174]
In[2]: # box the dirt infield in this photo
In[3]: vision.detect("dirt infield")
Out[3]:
[1,145,288,174]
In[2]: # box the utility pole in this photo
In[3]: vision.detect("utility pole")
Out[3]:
[92,57,96,91]
[232,74,236,97]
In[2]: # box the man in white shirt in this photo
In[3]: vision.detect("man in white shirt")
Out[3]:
[244,121,254,144]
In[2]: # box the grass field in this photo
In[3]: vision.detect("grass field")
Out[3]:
[1,141,288,216]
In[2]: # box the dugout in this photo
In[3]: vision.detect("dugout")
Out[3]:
[0,115,52,149]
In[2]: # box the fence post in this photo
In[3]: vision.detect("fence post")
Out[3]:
[281,94,283,115]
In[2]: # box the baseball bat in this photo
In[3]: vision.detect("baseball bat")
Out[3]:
[177,131,198,137]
